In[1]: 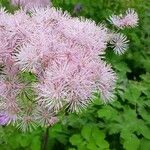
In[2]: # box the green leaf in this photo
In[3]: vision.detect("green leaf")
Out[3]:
[81,125,92,141]
[124,82,141,103]
[68,148,76,150]
[111,101,123,109]
[86,141,98,150]
[69,134,83,146]
[121,132,140,150]
[97,105,118,121]
[30,136,41,150]
[139,138,150,150]
[106,122,122,134]
[19,135,31,147]
[138,105,150,122]
[7,133,22,149]
[51,124,63,133]
[91,126,109,149]
[138,120,150,140]
[77,141,87,150]
[19,71,37,83]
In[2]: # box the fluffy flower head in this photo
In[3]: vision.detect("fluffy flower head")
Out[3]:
[108,8,138,28]
[0,5,138,131]
[11,0,51,10]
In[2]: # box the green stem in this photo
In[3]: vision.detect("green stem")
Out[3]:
[42,127,50,150]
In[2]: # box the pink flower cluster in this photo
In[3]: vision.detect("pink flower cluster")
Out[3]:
[108,9,139,29]
[15,7,116,113]
[0,3,138,131]
[11,0,51,10]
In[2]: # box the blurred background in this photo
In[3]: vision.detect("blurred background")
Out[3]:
[0,0,150,150]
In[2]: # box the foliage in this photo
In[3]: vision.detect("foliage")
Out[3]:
[0,0,150,150]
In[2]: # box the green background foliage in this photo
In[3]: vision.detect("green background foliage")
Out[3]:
[0,0,150,149]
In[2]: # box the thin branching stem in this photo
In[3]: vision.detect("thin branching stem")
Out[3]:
[42,127,50,150]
